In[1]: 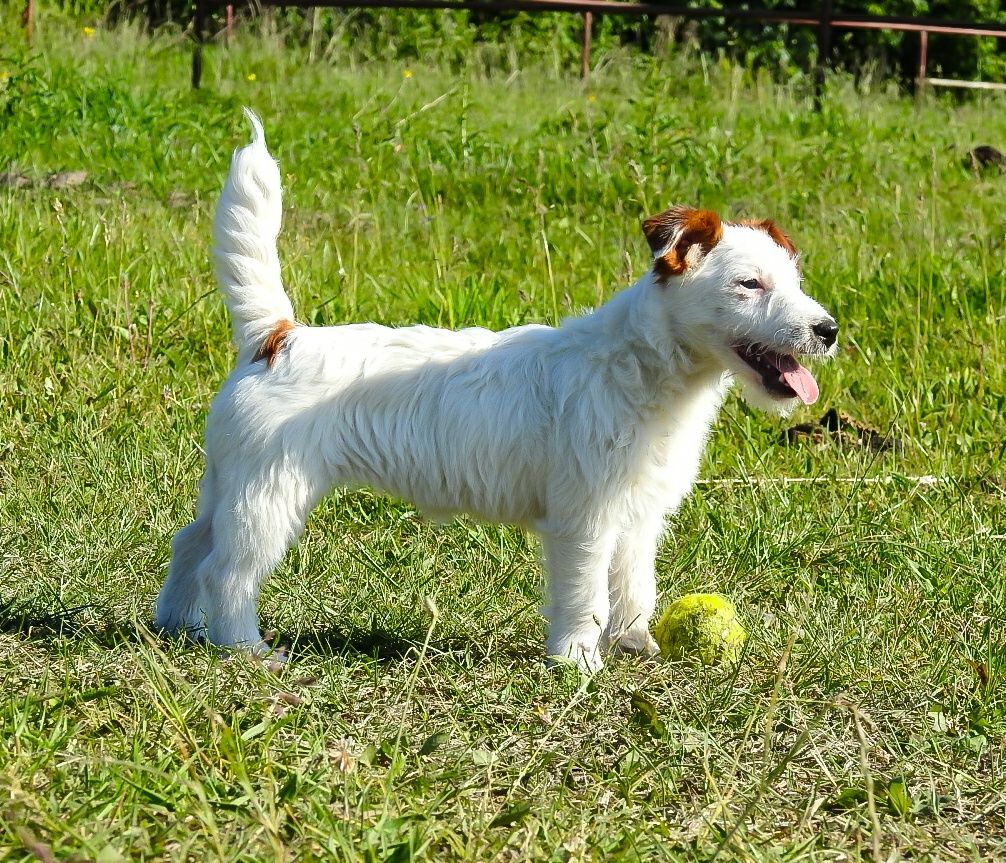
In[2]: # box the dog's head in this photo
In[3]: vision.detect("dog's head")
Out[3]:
[642,205,837,413]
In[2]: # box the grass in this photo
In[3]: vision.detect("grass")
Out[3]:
[2,13,1006,861]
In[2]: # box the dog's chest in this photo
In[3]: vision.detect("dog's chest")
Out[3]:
[632,381,726,512]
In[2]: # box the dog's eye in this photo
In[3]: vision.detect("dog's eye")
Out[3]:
[739,278,762,291]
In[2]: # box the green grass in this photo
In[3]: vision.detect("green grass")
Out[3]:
[2,15,1006,862]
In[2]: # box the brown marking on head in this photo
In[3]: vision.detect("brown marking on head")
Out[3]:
[253,319,297,368]
[642,206,723,280]
[736,219,798,258]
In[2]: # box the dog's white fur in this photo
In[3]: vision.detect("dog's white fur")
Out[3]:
[155,111,837,672]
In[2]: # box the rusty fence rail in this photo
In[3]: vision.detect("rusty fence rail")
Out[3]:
[189,0,1006,91]
[18,0,1006,93]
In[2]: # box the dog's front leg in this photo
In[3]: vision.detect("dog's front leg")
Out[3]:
[541,529,616,673]
[605,515,663,657]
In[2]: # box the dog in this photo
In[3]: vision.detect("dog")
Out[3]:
[155,111,838,673]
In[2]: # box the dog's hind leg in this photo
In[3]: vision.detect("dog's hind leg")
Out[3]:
[605,515,662,657]
[197,468,320,654]
[155,466,220,640]
[155,516,214,639]
[541,529,617,673]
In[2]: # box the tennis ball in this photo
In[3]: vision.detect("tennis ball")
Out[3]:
[653,593,747,665]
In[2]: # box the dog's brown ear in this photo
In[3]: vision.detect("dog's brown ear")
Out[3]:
[642,206,723,279]
[739,218,797,257]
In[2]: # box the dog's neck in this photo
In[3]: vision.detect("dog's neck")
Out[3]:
[565,275,728,410]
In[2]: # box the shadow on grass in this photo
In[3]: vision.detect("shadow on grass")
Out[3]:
[0,595,92,638]
[287,621,536,665]
[288,622,429,661]
[0,596,534,664]
[0,596,150,650]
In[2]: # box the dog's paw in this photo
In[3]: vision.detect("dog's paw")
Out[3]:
[546,636,604,675]
[153,613,207,644]
[221,639,287,671]
[255,637,289,669]
[154,589,209,643]
[606,627,660,658]
[547,652,604,676]
[255,641,289,673]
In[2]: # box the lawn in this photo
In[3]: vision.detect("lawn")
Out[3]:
[1,14,1005,861]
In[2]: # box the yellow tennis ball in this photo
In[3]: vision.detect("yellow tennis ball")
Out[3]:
[653,593,747,665]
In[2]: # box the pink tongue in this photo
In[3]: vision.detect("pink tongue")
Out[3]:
[772,354,819,405]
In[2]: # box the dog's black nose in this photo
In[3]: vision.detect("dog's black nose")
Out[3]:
[813,319,839,348]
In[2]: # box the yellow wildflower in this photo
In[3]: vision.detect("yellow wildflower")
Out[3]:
[403,69,413,79]
[246,73,257,81]
[83,26,95,36]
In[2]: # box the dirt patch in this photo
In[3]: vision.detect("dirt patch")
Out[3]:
[0,169,91,190]
[966,145,1005,173]
[781,408,903,453]
[0,171,31,189]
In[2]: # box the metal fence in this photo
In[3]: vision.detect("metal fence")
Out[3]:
[19,0,1006,94]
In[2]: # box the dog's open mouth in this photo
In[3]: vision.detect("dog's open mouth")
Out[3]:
[733,345,819,405]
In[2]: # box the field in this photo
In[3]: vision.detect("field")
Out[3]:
[2,15,1006,862]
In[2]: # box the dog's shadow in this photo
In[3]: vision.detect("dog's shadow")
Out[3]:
[288,621,535,665]
[0,596,531,665]
[0,596,96,640]
[0,598,154,651]
[283,621,431,662]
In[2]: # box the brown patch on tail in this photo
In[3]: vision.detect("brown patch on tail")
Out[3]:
[253,319,297,368]
[737,219,798,258]
[642,206,723,280]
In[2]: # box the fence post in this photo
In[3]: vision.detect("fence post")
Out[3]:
[815,0,833,106]
[192,0,206,88]
[915,30,929,95]
[23,0,34,43]
[309,6,321,61]
[581,11,593,80]
[226,4,234,43]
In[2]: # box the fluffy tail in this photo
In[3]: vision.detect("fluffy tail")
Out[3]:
[213,109,295,354]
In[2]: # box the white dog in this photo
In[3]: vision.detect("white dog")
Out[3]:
[155,111,838,672]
